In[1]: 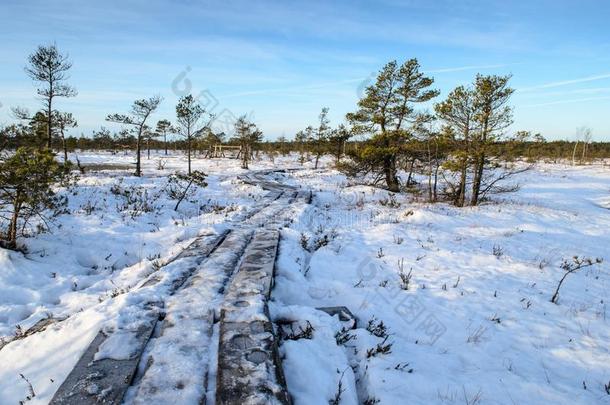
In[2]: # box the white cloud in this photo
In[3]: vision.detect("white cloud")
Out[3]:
[519,95,610,108]
[426,63,513,74]
[519,73,610,92]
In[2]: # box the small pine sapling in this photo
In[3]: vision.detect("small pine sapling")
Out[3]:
[0,148,72,249]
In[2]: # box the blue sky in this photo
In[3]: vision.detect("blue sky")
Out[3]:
[1,0,609,140]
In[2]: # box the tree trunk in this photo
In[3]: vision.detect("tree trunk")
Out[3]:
[433,162,439,203]
[456,162,467,207]
[384,157,399,192]
[572,141,579,165]
[427,142,433,202]
[135,129,142,177]
[164,134,168,155]
[455,127,470,207]
[7,199,21,249]
[470,153,484,206]
[241,144,249,169]
[405,157,416,187]
[174,179,194,211]
[187,133,192,175]
[47,85,53,149]
[62,134,68,163]
[336,143,342,165]
[471,120,488,206]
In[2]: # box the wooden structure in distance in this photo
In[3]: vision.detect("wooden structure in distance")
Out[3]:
[212,144,242,158]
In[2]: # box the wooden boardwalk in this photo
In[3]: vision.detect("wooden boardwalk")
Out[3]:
[49,170,308,404]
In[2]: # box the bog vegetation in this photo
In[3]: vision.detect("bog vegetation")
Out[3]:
[1,43,610,250]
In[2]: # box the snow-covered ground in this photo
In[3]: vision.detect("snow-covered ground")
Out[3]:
[0,150,608,404]
[0,151,267,339]
[273,158,610,405]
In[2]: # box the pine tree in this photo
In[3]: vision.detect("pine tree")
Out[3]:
[470,75,514,206]
[54,112,77,163]
[155,119,173,156]
[10,108,41,148]
[313,107,330,169]
[328,124,351,165]
[434,85,476,206]
[25,44,77,149]
[0,148,72,249]
[233,116,263,169]
[277,135,289,156]
[436,75,517,206]
[106,95,162,176]
[295,130,308,164]
[346,59,439,191]
[176,94,210,174]
[28,111,50,148]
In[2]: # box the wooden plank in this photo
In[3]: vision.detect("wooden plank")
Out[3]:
[127,231,259,403]
[50,230,231,404]
[216,229,291,405]
[317,306,358,327]
[50,319,157,405]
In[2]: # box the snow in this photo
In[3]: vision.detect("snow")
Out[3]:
[94,330,141,361]
[272,304,359,405]
[272,159,610,404]
[0,151,608,404]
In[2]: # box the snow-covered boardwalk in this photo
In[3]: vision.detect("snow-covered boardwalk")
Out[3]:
[48,171,307,404]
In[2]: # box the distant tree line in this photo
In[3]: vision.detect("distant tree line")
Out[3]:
[2,44,610,249]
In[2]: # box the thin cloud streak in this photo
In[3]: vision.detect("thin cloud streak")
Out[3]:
[517,86,610,99]
[426,63,513,73]
[519,73,610,92]
[520,95,610,108]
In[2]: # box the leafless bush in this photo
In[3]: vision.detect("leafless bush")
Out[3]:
[397,259,412,290]
[551,256,603,304]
